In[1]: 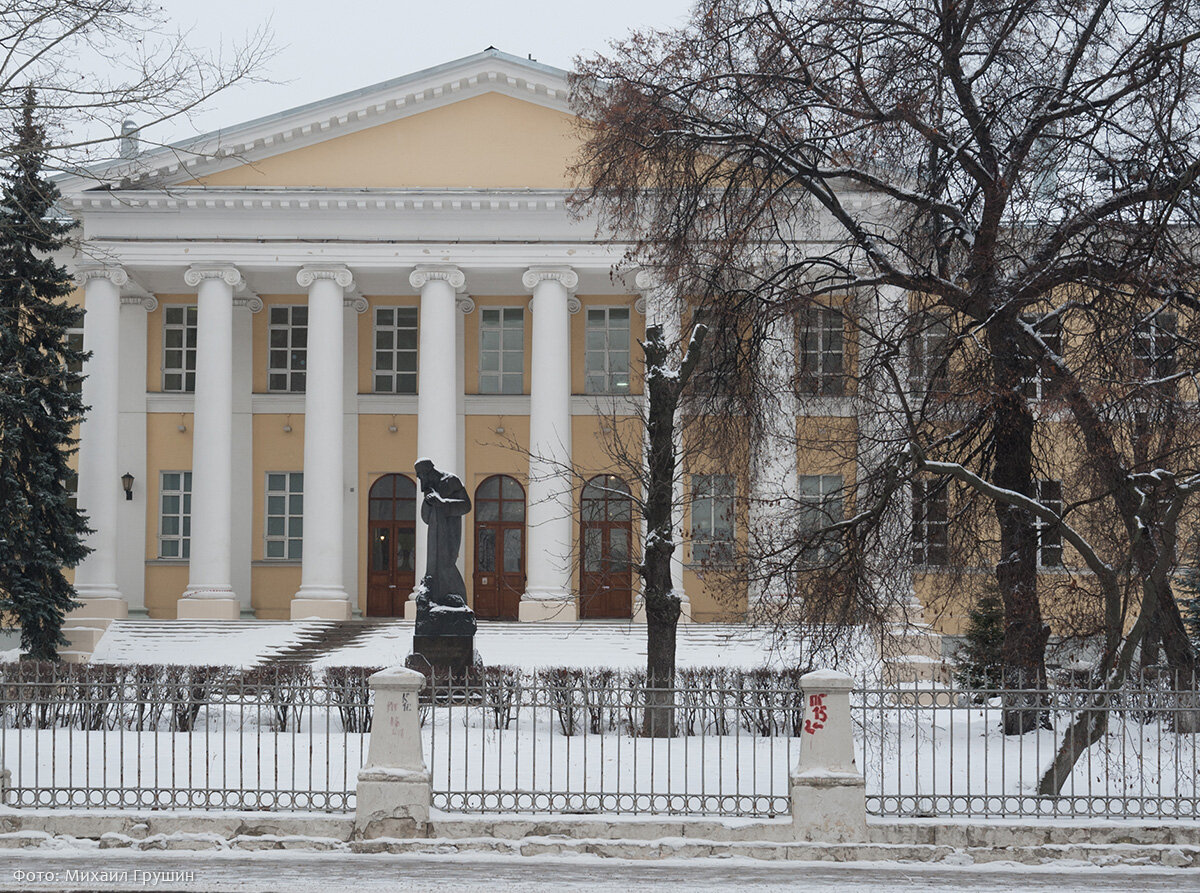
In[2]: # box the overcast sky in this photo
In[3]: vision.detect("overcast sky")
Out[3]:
[150,0,695,141]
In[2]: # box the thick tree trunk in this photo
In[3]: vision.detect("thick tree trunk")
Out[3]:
[988,320,1049,734]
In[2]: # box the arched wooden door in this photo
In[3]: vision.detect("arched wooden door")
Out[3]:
[366,473,417,617]
[473,475,525,620]
[580,475,634,619]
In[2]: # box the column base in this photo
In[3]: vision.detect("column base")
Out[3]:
[291,598,352,621]
[790,773,867,842]
[518,598,578,622]
[68,596,129,621]
[355,770,431,839]
[176,598,241,621]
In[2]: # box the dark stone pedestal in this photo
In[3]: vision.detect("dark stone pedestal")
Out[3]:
[407,635,476,682]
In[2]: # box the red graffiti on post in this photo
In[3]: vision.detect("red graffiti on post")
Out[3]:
[803,693,828,736]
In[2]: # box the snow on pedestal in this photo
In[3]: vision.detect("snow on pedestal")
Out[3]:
[354,666,431,839]
[789,669,867,842]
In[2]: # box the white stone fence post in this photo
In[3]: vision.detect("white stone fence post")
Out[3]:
[790,669,867,841]
[354,667,431,839]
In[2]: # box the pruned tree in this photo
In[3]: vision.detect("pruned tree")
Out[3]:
[570,0,1200,761]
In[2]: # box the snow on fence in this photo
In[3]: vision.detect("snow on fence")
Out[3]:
[857,676,1200,818]
[3,662,1200,820]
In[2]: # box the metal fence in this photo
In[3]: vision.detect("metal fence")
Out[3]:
[5,663,1200,821]
[423,670,800,817]
[857,677,1200,819]
[0,664,370,811]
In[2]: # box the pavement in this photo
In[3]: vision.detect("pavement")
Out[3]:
[3,851,1199,893]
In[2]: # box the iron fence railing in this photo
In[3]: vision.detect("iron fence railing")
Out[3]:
[422,671,800,817]
[4,662,1200,820]
[856,677,1200,819]
[0,664,371,811]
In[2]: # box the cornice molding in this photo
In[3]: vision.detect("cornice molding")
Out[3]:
[410,264,466,292]
[297,264,355,290]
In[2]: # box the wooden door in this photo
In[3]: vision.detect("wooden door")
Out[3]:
[580,475,634,619]
[473,475,525,620]
[366,473,417,617]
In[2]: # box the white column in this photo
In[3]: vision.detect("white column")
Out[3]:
[291,265,355,620]
[405,265,465,619]
[117,291,155,616]
[343,293,365,616]
[521,266,579,621]
[455,294,473,579]
[748,312,800,615]
[179,265,242,620]
[72,266,129,616]
[637,271,690,621]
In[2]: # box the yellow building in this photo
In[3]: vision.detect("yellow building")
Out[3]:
[60,49,767,643]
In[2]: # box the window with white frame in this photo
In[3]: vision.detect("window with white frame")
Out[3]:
[1021,314,1062,400]
[798,474,845,563]
[267,306,307,393]
[373,306,418,394]
[1034,478,1063,567]
[162,305,197,392]
[912,478,949,566]
[797,307,846,396]
[584,306,631,394]
[159,471,192,559]
[479,307,524,394]
[908,312,951,393]
[690,474,735,565]
[1133,312,1178,380]
[265,472,303,560]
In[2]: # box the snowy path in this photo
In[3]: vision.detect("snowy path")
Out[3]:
[2,851,1197,892]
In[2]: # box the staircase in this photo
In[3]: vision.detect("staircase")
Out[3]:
[880,600,949,683]
[250,620,393,667]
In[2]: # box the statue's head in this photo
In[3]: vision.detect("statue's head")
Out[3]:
[414,458,437,488]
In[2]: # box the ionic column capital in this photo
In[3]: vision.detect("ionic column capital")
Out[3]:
[184,263,244,290]
[120,293,159,313]
[75,264,128,289]
[409,264,465,292]
[522,265,578,293]
[456,295,476,314]
[234,294,264,313]
[297,264,355,290]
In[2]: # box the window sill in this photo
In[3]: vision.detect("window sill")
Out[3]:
[253,559,302,567]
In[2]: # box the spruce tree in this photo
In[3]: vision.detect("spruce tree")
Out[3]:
[953,584,1007,690]
[0,88,89,661]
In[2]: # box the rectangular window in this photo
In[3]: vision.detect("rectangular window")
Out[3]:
[162,305,198,392]
[1021,314,1062,400]
[798,474,845,564]
[265,472,303,560]
[159,471,192,559]
[1035,478,1063,568]
[479,307,524,394]
[909,312,951,394]
[373,306,419,394]
[268,305,308,393]
[1133,312,1177,380]
[912,478,949,567]
[690,474,735,565]
[797,307,845,396]
[66,329,83,395]
[65,470,78,514]
[585,306,631,394]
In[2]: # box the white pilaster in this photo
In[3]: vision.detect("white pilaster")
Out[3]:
[343,288,367,616]
[291,264,355,620]
[455,294,473,578]
[521,266,579,621]
[72,266,129,615]
[406,265,465,616]
[117,289,155,616]
[231,292,259,616]
[179,265,242,620]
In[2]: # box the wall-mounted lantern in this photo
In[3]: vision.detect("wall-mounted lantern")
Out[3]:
[121,472,134,501]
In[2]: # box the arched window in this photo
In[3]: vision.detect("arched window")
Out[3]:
[473,475,525,620]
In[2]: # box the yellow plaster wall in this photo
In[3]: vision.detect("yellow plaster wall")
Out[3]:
[251,414,306,618]
[144,413,194,618]
[189,94,579,189]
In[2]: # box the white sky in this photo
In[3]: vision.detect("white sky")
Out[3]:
[149,0,695,142]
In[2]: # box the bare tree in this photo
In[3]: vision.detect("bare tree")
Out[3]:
[0,1,274,170]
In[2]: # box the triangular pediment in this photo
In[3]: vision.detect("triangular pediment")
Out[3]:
[59,49,580,193]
